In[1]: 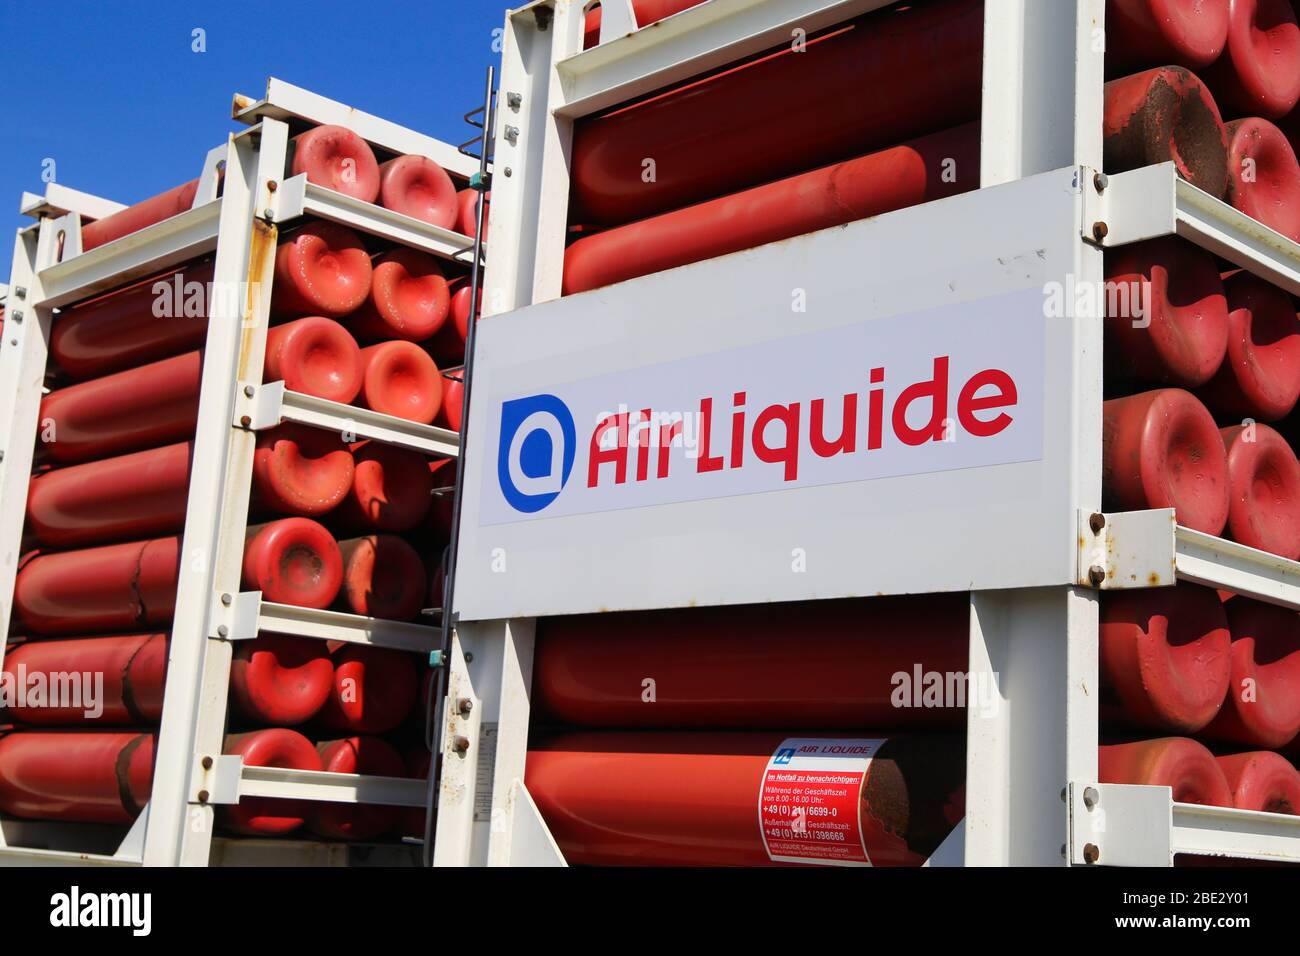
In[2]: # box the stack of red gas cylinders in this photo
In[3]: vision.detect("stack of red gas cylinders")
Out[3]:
[1096,5,1300,853]
[1098,585,1300,843]
[1098,0,1300,567]
[0,121,479,842]
[563,0,987,294]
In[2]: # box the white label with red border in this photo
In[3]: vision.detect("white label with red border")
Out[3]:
[758,737,883,867]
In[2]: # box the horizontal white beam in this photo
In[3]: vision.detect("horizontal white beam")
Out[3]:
[240,765,427,807]
[0,846,140,867]
[1172,802,1300,863]
[1093,163,1300,297]
[1080,509,1300,610]
[218,592,440,654]
[21,182,126,222]
[36,199,222,308]
[241,380,459,458]
[233,77,479,179]
[274,175,477,267]
[554,0,894,117]
[1175,526,1300,610]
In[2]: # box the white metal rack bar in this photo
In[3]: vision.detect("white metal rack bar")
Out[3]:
[239,766,425,807]
[1089,161,1300,296]
[554,0,894,117]
[20,182,126,222]
[35,199,222,309]
[1081,509,1300,611]
[237,379,460,458]
[212,591,440,654]
[232,77,480,180]
[1069,783,1300,866]
[273,176,478,266]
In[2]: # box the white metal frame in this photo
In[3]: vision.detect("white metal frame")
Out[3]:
[436,0,1300,869]
[0,82,473,867]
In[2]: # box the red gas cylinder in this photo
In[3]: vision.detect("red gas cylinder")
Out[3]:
[1223,117,1300,241]
[1102,389,1231,535]
[251,425,355,517]
[1216,751,1300,813]
[584,0,710,49]
[1099,737,1233,806]
[1099,584,1231,732]
[1203,596,1300,748]
[348,248,450,343]
[26,441,191,548]
[332,440,434,532]
[425,279,472,366]
[436,371,464,432]
[306,736,406,840]
[534,595,967,729]
[1103,238,1228,388]
[271,222,373,319]
[1,633,167,724]
[1198,270,1300,421]
[264,316,364,403]
[13,536,179,636]
[563,123,979,295]
[526,732,965,867]
[242,518,343,610]
[40,350,201,465]
[228,634,334,726]
[51,261,212,380]
[1104,67,1229,198]
[81,180,200,252]
[1206,0,1300,118]
[220,729,322,836]
[356,341,442,424]
[570,0,983,225]
[338,535,427,621]
[455,188,489,241]
[1219,423,1300,558]
[1106,0,1230,72]
[377,155,458,229]
[291,125,380,203]
[319,644,418,734]
[0,732,154,824]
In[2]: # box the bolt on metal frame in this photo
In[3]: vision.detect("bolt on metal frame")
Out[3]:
[0,80,480,866]
[435,0,1300,867]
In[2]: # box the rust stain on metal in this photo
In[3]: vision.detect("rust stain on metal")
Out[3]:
[238,217,277,376]
[1148,572,1161,586]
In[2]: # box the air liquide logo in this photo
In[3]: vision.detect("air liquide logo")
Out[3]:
[496,394,576,512]
[481,291,1046,524]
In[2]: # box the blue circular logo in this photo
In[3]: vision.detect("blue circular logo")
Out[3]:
[496,394,576,513]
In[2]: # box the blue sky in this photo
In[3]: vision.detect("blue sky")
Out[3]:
[0,0,507,234]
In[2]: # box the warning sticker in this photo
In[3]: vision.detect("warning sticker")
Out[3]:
[757,737,882,867]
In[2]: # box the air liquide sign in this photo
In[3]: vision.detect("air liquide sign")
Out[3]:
[481,291,1045,525]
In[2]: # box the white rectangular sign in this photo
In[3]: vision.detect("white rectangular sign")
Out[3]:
[481,289,1045,525]
[455,166,1095,620]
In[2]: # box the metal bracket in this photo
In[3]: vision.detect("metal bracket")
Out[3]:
[1068,781,1173,867]
[189,754,245,806]
[207,589,261,641]
[1075,508,1177,589]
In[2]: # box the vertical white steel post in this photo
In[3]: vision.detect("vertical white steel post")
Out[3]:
[0,220,59,850]
[143,123,284,866]
[964,0,1106,865]
[488,0,585,311]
